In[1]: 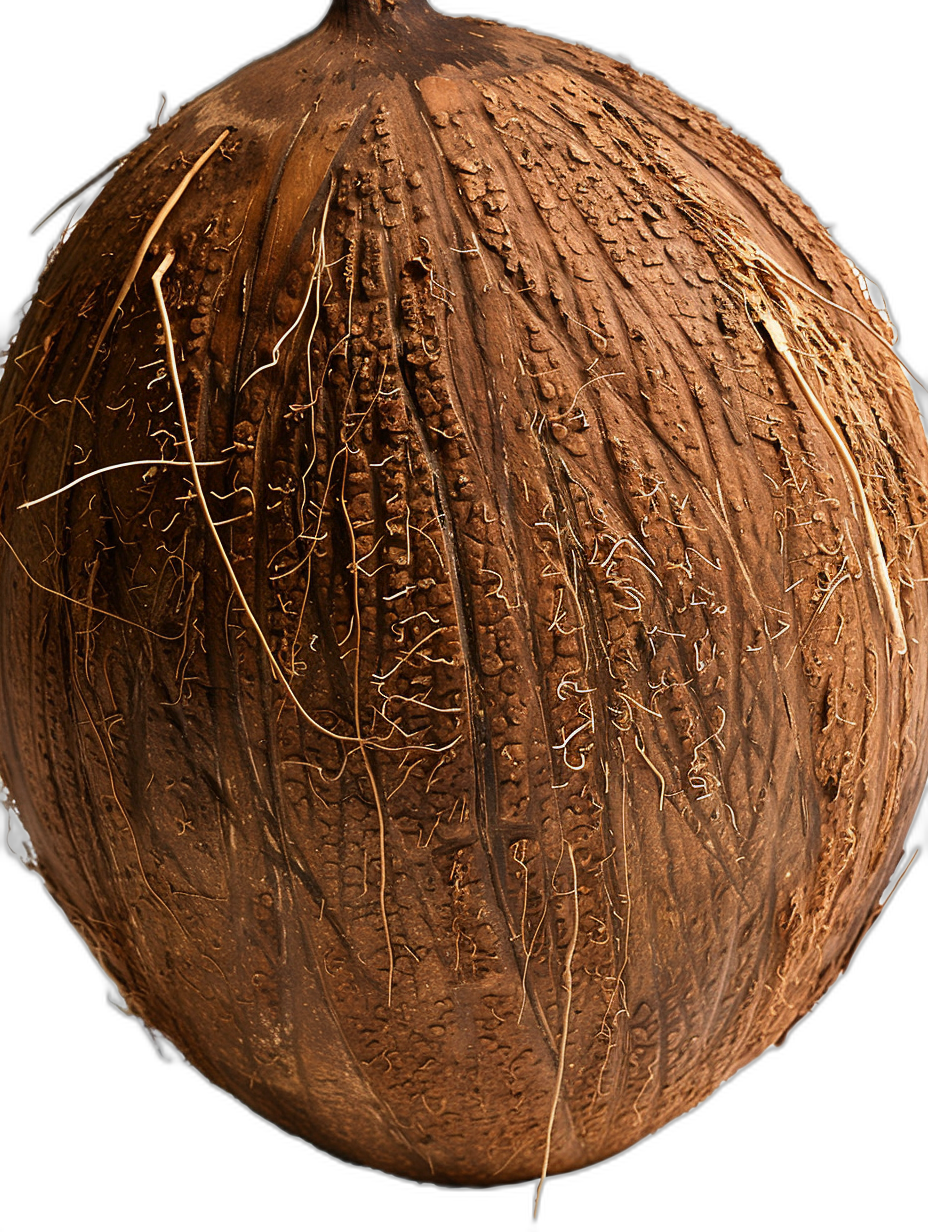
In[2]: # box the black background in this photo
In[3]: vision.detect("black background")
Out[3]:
[2,4,924,1229]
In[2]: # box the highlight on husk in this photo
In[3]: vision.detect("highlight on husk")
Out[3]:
[1,0,926,1200]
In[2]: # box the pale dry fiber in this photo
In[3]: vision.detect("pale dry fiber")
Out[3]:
[1,0,926,1197]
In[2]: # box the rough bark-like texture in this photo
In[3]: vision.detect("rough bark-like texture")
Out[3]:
[1,0,926,1184]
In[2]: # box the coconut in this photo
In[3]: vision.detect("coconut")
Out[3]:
[1,0,926,1197]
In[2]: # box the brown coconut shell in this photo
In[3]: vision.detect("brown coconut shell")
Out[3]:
[1,0,926,1186]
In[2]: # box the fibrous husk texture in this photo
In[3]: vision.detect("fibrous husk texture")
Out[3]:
[1,0,926,1186]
